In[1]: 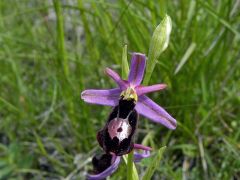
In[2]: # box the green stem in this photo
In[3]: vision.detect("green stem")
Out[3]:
[122,44,129,79]
[77,0,92,44]
[127,151,134,180]
[53,0,68,77]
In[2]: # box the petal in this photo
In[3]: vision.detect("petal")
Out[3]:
[87,156,121,180]
[105,68,129,90]
[128,53,146,86]
[135,95,177,129]
[135,84,167,96]
[81,88,121,106]
[133,144,152,163]
[134,150,151,163]
[134,144,152,151]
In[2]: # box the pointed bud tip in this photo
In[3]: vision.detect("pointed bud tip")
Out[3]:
[158,84,167,89]
[104,67,111,74]
[169,120,177,130]
[80,90,86,100]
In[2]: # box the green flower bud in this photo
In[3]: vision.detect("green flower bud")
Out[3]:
[149,15,172,59]
[144,15,172,85]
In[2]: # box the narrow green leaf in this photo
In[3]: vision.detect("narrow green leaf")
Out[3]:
[0,97,20,113]
[122,44,129,79]
[0,165,14,179]
[182,0,196,38]
[39,83,58,129]
[33,132,47,156]
[142,146,166,180]
[53,0,68,76]
[200,73,207,104]
[174,42,196,75]
[159,0,167,18]
[144,15,172,85]
[199,0,240,39]
[0,160,8,169]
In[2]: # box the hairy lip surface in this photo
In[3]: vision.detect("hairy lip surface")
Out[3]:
[107,118,132,141]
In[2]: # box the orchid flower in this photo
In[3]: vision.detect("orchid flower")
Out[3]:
[81,52,177,129]
[87,144,151,180]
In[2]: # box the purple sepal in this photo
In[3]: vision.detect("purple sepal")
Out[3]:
[81,88,121,106]
[135,95,177,129]
[105,68,129,90]
[87,156,121,180]
[134,150,151,163]
[81,52,177,130]
[133,144,152,163]
[128,53,146,86]
[135,84,167,96]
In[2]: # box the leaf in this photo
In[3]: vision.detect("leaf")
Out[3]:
[174,42,196,75]
[34,131,47,156]
[0,160,8,169]
[142,146,166,180]
[199,0,240,39]
[0,165,15,179]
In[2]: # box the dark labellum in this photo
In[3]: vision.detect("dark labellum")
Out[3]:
[91,153,112,174]
[97,96,138,156]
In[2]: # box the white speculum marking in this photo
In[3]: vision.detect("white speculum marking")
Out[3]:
[107,118,132,141]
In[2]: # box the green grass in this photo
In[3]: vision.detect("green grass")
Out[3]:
[0,0,239,179]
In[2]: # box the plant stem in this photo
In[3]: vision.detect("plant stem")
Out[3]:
[127,151,134,180]
[53,0,68,77]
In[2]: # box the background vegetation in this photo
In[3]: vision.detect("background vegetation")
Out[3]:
[0,0,239,179]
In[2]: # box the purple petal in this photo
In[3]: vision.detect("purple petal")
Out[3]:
[134,144,152,151]
[128,53,146,86]
[135,84,167,96]
[105,68,129,90]
[87,156,121,180]
[81,88,121,106]
[134,150,151,163]
[135,95,177,129]
[133,144,152,163]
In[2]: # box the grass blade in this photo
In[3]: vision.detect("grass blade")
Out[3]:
[174,42,196,75]
[142,146,166,180]
[53,0,68,76]
[199,0,240,39]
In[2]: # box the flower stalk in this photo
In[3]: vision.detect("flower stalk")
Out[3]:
[83,39,176,179]
[122,45,129,79]
[53,0,68,77]
[127,151,134,180]
[81,52,177,129]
